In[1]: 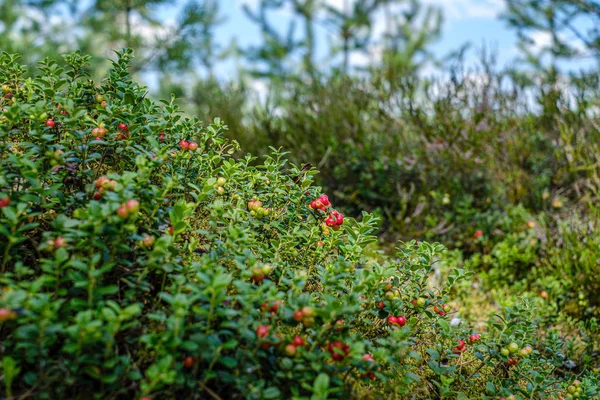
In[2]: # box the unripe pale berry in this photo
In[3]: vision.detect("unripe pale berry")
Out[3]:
[141,236,154,247]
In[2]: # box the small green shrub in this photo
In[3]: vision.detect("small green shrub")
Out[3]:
[0,51,598,399]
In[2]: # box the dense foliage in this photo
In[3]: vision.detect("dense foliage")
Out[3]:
[0,51,599,400]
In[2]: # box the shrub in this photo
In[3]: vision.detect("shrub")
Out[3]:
[0,51,598,399]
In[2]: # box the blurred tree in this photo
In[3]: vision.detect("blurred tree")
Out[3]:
[323,0,386,73]
[242,0,301,80]
[377,0,442,82]
[0,0,225,77]
[503,0,600,66]
[0,0,74,65]
[81,0,224,74]
[149,0,224,78]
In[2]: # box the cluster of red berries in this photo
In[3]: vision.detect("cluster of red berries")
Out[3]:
[499,342,531,367]
[387,315,407,327]
[117,199,140,220]
[56,103,68,115]
[179,140,198,151]
[293,306,315,327]
[361,354,377,380]
[248,198,271,218]
[433,303,451,316]
[260,300,283,315]
[251,264,273,283]
[453,340,467,354]
[93,176,118,200]
[309,194,330,211]
[328,340,350,361]
[506,357,519,366]
[117,123,129,139]
[325,210,344,229]
[309,194,344,230]
[44,237,66,252]
[453,333,481,354]
[284,336,305,356]
[92,124,108,140]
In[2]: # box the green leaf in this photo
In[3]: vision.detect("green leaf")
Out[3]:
[313,373,329,396]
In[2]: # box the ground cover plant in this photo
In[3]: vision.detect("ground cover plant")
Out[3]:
[0,51,599,399]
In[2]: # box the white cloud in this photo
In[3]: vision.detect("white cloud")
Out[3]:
[530,31,552,52]
[422,0,504,20]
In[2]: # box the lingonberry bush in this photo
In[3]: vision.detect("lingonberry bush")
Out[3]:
[0,51,598,399]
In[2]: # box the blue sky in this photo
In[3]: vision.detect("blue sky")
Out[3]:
[154,0,520,77]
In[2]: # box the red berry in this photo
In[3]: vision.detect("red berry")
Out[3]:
[301,306,314,317]
[92,192,102,200]
[469,333,481,344]
[169,226,174,235]
[256,325,270,338]
[0,197,10,208]
[328,340,349,361]
[387,316,398,325]
[396,316,407,326]
[188,141,198,151]
[284,344,297,356]
[92,127,107,137]
[292,336,304,347]
[95,176,109,189]
[325,217,336,226]
[293,310,304,321]
[0,308,16,321]
[125,199,140,214]
[474,230,483,239]
[45,119,55,128]
[376,301,385,309]
[362,353,375,362]
[118,123,128,131]
[179,140,189,150]
[117,205,129,219]
[54,237,66,248]
[159,133,165,142]
[316,240,325,247]
[183,356,194,368]
[270,301,283,314]
[140,397,151,400]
